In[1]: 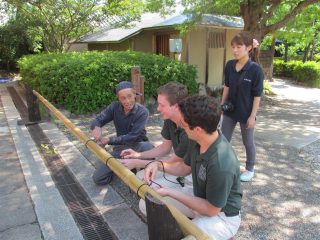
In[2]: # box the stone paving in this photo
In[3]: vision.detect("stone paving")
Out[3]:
[0,84,43,240]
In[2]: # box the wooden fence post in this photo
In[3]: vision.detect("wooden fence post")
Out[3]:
[139,75,145,104]
[131,66,144,104]
[145,193,184,240]
[25,85,41,123]
[260,50,274,81]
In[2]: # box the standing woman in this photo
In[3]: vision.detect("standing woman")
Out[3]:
[220,31,264,182]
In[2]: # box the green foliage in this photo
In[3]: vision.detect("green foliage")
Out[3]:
[292,61,320,86]
[273,59,320,88]
[14,0,105,52]
[286,61,301,77]
[105,0,146,24]
[0,17,35,70]
[181,0,241,17]
[273,59,302,78]
[260,35,273,51]
[4,0,318,54]
[6,0,158,52]
[175,0,318,41]
[273,59,286,76]
[274,4,320,62]
[263,82,275,95]
[18,51,198,113]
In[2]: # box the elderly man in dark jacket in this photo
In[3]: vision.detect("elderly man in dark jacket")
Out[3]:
[90,81,153,185]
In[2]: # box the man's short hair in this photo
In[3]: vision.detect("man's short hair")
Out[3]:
[179,95,221,134]
[157,82,188,105]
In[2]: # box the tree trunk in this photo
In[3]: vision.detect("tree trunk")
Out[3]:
[303,44,310,63]
[269,36,276,82]
[309,29,319,61]
[6,60,10,72]
[284,41,289,62]
[309,42,315,60]
[240,0,320,43]
[240,1,264,41]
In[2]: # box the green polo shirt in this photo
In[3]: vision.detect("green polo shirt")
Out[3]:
[161,119,189,158]
[184,132,242,215]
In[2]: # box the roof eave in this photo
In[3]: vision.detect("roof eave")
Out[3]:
[198,24,243,30]
[76,29,143,44]
[76,15,244,44]
[78,25,181,44]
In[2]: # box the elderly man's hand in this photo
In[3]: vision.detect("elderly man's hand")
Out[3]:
[120,149,141,158]
[91,127,102,141]
[96,137,109,147]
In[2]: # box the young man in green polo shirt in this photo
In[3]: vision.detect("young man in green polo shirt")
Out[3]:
[144,95,242,240]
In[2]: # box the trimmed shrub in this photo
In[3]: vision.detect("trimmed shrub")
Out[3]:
[292,61,320,86]
[285,60,301,78]
[273,59,286,76]
[273,60,320,88]
[18,51,198,113]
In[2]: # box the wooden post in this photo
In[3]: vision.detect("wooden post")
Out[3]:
[131,66,144,104]
[260,50,274,81]
[25,85,41,123]
[139,75,145,104]
[145,193,184,240]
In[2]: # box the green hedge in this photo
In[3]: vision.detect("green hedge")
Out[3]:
[18,51,198,113]
[273,59,320,88]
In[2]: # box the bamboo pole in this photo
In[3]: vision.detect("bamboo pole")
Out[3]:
[33,90,210,240]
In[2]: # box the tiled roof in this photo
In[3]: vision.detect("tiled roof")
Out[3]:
[201,14,243,28]
[78,13,243,43]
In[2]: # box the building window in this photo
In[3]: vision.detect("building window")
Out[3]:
[156,34,170,56]
[208,32,225,48]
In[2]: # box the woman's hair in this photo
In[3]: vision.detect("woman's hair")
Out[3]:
[231,31,260,64]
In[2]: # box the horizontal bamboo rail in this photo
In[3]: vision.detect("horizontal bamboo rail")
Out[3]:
[33,90,210,240]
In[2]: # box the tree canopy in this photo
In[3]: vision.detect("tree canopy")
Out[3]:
[3,0,158,52]
[179,0,320,41]
[0,17,34,70]
[274,3,320,61]
[4,0,106,51]
[2,0,320,53]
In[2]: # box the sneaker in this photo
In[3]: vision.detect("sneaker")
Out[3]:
[240,170,254,182]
